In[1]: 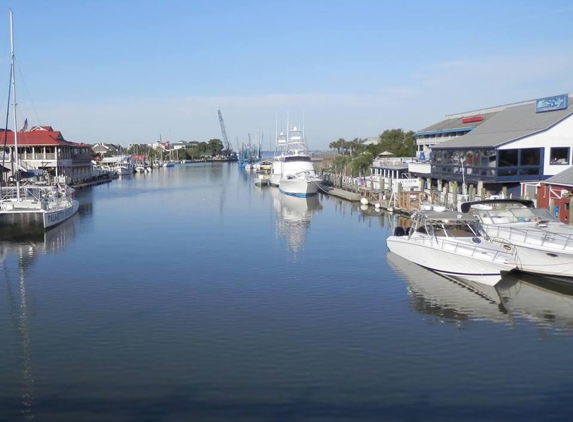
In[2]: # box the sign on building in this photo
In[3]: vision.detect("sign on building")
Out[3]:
[535,94,569,113]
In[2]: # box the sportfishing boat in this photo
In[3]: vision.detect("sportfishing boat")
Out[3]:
[0,12,79,230]
[269,131,288,187]
[386,210,518,285]
[278,126,322,197]
[460,199,573,281]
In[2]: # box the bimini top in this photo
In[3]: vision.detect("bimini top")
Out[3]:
[459,199,535,213]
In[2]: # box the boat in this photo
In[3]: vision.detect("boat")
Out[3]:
[386,210,518,285]
[254,161,272,187]
[0,12,79,230]
[460,199,573,281]
[99,155,134,176]
[278,126,322,197]
[269,130,288,187]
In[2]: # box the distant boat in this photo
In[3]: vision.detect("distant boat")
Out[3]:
[0,11,78,230]
[270,130,288,187]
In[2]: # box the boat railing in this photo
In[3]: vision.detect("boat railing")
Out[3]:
[485,225,573,251]
[410,235,515,262]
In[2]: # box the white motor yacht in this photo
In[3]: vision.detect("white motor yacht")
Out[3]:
[460,199,573,281]
[278,126,322,197]
[386,210,518,286]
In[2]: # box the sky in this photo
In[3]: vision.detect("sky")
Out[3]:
[0,0,572,149]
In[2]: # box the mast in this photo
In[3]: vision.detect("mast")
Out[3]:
[10,11,20,200]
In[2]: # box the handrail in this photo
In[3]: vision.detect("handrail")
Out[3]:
[485,224,573,251]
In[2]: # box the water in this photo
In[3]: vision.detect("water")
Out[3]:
[1,163,573,421]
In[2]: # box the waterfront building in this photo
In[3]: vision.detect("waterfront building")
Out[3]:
[0,126,93,184]
[535,166,573,224]
[410,93,573,199]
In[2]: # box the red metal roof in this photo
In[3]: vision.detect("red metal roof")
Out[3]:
[0,129,74,146]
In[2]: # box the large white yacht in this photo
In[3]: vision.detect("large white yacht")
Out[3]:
[386,210,518,286]
[278,126,322,197]
[460,199,573,281]
[269,131,288,187]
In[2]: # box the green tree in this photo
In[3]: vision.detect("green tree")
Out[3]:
[333,155,351,174]
[351,151,374,176]
[208,138,224,155]
[377,129,416,157]
[329,138,346,154]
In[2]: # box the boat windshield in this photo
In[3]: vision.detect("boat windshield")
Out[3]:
[285,156,311,162]
[427,221,480,237]
[475,206,557,224]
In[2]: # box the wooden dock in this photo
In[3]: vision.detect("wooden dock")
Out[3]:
[72,177,113,190]
[317,184,362,202]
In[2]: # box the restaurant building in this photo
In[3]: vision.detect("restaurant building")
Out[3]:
[410,93,573,199]
[1,126,93,184]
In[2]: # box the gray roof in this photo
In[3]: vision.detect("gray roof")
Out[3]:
[417,112,496,133]
[433,98,573,149]
[544,166,573,187]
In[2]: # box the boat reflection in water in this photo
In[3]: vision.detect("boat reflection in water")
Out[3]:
[271,188,322,253]
[1,214,78,420]
[387,252,573,330]
[497,272,573,330]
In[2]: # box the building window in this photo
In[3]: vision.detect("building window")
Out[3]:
[520,148,541,166]
[498,149,518,167]
[550,147,570,165]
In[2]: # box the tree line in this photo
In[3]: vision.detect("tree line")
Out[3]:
[326,129,415,176]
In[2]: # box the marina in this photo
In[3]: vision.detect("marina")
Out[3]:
[2,163,573,421]
[1,3,573,420]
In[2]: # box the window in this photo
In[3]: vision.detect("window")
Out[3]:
[520,148,541,166]
[498,149,518,167]
[550,147,569,165]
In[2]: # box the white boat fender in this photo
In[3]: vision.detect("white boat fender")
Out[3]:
[360,198,368,205]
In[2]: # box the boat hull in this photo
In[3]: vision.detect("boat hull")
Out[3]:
[43,200,79,229]
[279,178,319,197]
[483,224,573,281]
[387,236,516,286]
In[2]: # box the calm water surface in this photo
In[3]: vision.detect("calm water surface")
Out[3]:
[1,163,573,421]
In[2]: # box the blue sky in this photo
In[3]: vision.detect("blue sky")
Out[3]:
[1,0,572,149]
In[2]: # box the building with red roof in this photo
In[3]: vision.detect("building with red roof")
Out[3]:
[1,126,94,183]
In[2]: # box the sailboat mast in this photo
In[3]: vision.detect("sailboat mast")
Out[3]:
[10,11,20,200]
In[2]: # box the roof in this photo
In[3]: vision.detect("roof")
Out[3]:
[431,94,573,149]
[0,129,74,146]
[543,167,573,187]
[416,112,495,135]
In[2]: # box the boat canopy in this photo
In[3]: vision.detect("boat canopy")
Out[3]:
[459,199,535,213]
[416,210,480,222]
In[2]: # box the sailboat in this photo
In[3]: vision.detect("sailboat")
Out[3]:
[0,11,79,229]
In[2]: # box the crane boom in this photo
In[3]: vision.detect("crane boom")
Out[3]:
[217,107,232,156]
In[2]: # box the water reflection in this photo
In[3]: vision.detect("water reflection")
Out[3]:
[1,216,78,421]
[387,252,573,330]
[497,273,573,330]
[387,252,509,325]
[271,188,322,253]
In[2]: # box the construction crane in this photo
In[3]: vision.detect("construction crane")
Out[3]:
[217,107,232,157]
